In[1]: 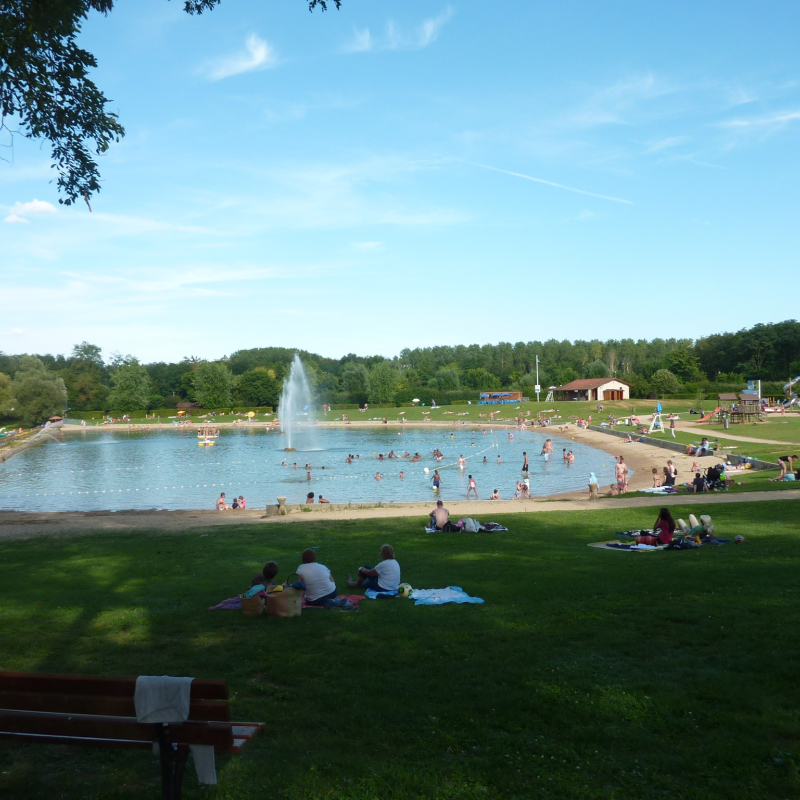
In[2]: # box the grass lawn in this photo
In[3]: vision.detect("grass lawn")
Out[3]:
[1,502,799,799]
[629,427,791,465]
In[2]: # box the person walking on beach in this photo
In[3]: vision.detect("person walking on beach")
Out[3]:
[467,474,479,500]
[670,417,676,438]
[615,457,625,492]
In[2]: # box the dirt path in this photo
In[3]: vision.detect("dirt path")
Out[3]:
[0,490,797,541]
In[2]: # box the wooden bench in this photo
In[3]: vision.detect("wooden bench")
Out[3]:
[0,671,263,799]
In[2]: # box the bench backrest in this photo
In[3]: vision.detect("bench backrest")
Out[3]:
[0,671,234,749]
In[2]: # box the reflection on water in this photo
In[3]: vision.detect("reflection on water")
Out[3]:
[0,426,620,511]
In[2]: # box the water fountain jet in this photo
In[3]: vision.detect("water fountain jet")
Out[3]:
[279,354,315,451]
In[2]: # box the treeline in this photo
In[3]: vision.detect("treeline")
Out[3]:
[0,321,798,424]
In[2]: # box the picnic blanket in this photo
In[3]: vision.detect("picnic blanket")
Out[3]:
[210,594,363,610]
[589,541,666,552]
[365,589,399,599]
[411,586,484,606]
[208,596,242,610]
[302,594,363,609]
[424,522,508,533]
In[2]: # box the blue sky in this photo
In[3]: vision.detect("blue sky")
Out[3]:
[2,0,799,363]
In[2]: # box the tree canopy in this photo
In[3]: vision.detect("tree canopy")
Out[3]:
[0,320,797,421]
[2,355,68,425]
[0,0,340,205]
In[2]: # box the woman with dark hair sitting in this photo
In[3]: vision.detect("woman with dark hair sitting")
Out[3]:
[636,508,676,546]
[251,560,279,589]
[347,544,401,593]
[292,549,338,607]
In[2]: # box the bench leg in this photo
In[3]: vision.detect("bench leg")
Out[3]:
[156,725,188,800]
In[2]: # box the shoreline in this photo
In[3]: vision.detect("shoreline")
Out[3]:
[0,490,797,541]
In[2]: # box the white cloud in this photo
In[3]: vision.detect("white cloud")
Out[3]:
[343,7,452,53]
[3,214,29,224]
[418,7,453,48]
[343,27,372,53]
[644,136,689,153]
[8,328,25,336]
[207,34,277,81]
[7,199,57,216]
[569,74,677,128]
[720,109,800,129]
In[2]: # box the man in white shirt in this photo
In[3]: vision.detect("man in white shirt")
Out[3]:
[294,549,338,606]
[347,544,401,592]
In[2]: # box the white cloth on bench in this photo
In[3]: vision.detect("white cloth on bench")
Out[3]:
[134,675,217,785]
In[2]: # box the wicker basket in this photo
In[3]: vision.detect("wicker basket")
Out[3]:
[240,594,265,616]
[265,582,303,618]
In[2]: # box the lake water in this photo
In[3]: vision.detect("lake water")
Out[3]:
[0,426,619,511]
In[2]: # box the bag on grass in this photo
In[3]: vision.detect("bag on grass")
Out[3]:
[463,518,480,533]
[240,594,265,616]
[265,575,303,618]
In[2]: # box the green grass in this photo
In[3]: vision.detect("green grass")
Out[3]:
[632,426,791,464]
[1,502,800,799]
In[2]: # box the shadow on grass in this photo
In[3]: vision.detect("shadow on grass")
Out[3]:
[1,503,799,799]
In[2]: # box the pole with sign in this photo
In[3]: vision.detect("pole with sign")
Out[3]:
[535,356,541,403]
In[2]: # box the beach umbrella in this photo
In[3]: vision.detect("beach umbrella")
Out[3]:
[412,398,420,403]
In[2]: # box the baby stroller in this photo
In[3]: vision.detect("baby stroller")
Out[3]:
[704,464,728,491]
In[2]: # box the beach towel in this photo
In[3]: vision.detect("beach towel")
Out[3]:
[411,586,484,606]
[589,541,666,552]
[208,596,242,611]
[301,594,363,610]
[365,589,399,599]
[425,523,507,533]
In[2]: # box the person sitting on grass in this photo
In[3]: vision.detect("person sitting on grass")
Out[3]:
[429,500,456,531]
[691,471,707,493]
[251,561,279,589]
[290,549,338,607]
[347,544,401,593]
[635,507,676,546]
